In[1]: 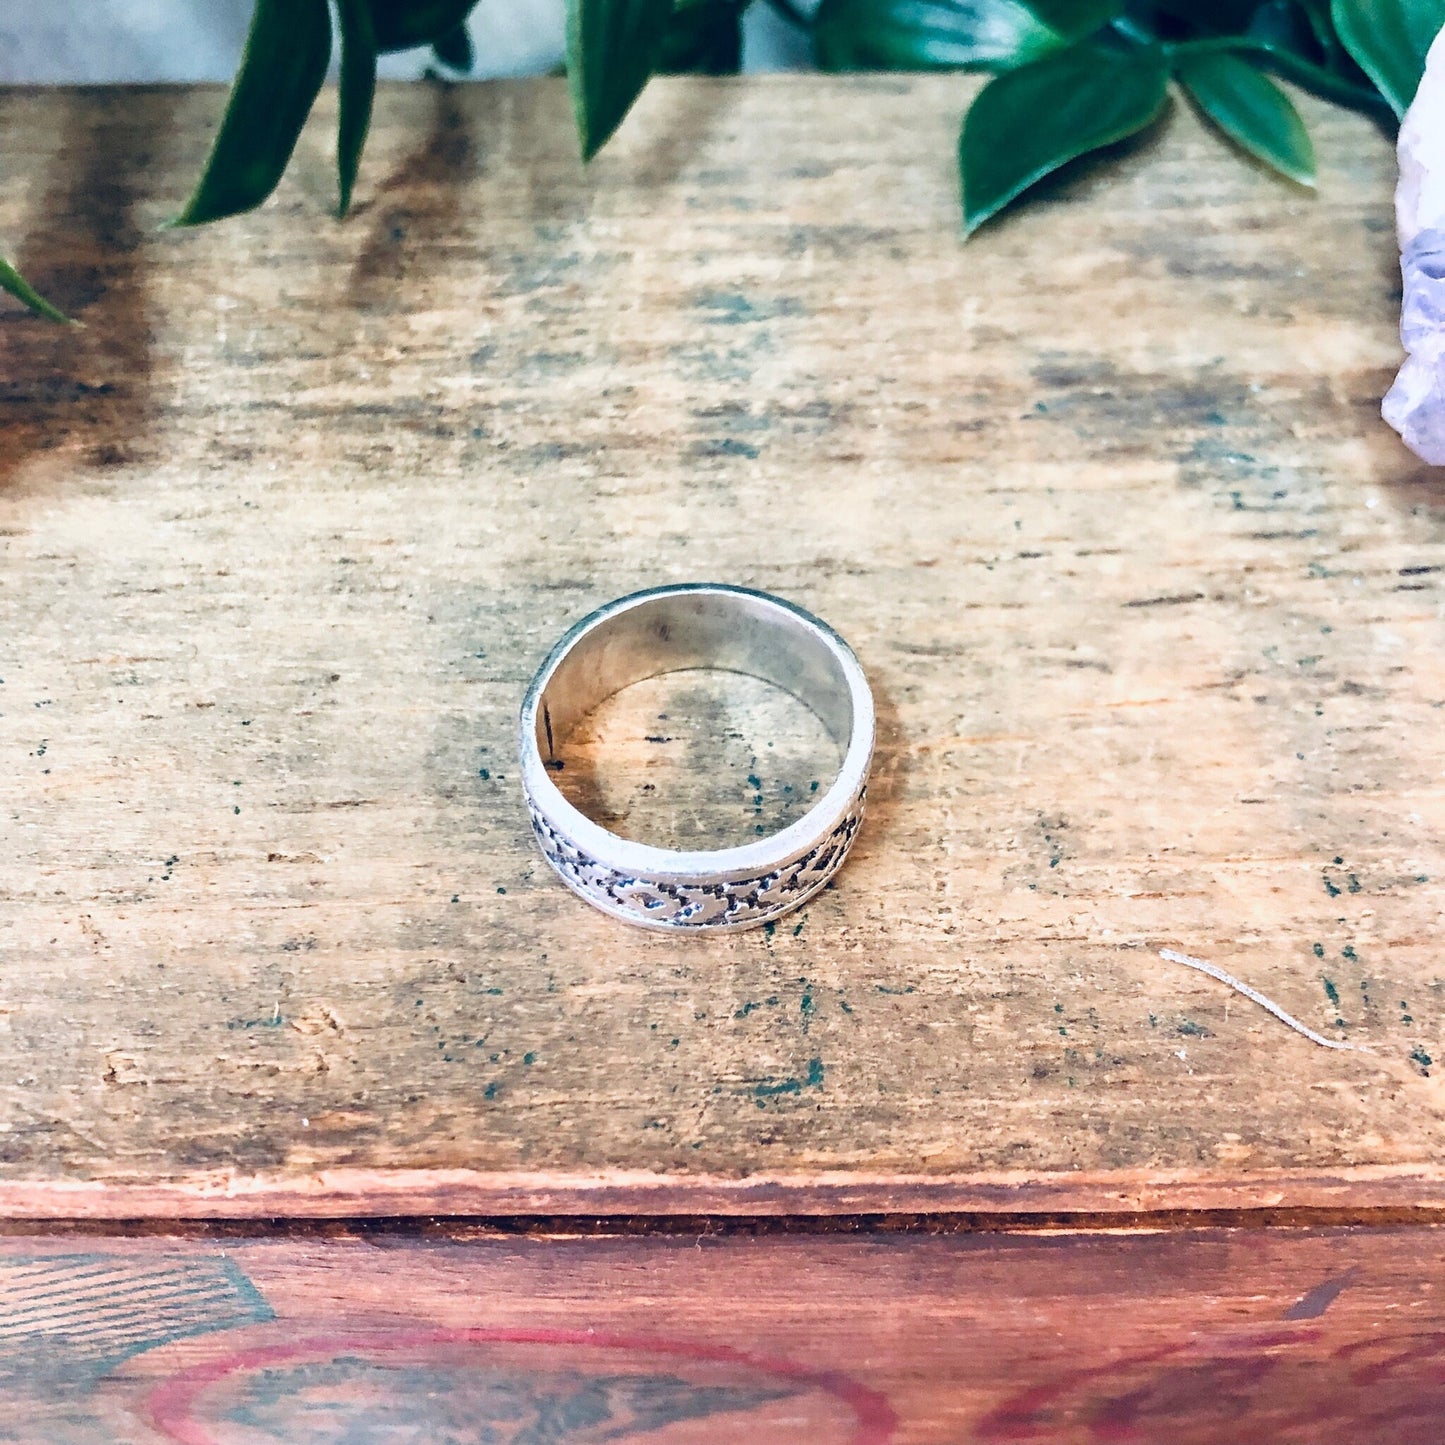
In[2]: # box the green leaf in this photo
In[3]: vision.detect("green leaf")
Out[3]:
[336,0,379,217]
[567,0,675,159]
[814,0,1071,71]
[1247,0,1328,61]
[960,40,1169,235]
[1331,0,1445,116]
[368,0,479,52]
[1027,0,1125,39]
[0,255,73,324]
[171,0,332,226]
[432,22,475,70]
[660,0,745,73]
[1176,49,1315,185]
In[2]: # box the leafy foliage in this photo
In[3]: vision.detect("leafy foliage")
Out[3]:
[1332,0,1445,115]
[815,0,1078,71]
[4,0,1444,321]
[567,0,675,158]
[336,0,380,217]
[170,0,333,226]
[960,39,1168,233]
[1175,48,1315,187]
[1,255,74,324]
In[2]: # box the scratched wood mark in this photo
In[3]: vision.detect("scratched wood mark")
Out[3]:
[0,78,1442,1217]
[0,1227,1441,1442]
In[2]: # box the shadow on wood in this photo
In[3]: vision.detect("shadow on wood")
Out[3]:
[0,89,173,490]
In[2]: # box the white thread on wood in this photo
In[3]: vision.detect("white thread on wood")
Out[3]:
[1158,948,1360,1052]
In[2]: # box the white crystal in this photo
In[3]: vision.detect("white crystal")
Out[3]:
[1383,26,1445,464]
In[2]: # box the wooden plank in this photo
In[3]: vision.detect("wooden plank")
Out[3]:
[0,1224,1442,1440]
[0,78,1442,1217]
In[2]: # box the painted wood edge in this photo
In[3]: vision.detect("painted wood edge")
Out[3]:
[0,1165,1442,1220]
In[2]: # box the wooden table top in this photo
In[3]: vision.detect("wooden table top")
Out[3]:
[1,77,1441,1220]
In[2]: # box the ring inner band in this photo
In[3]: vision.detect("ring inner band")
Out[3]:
[534,591,854,766]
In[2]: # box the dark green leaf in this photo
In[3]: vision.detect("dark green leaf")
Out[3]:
[0,255,73,324]
[1027,0,1124,39]
[171,0,332,226]
[960,40,1168,234]
[336,0,378,217]
[1176,49,1315,185]
[1194,36,1392,118]
[660,0,745,73]
[1246,0,1327,61]
[368,0,479,52]
[814,0,1070,71]
[432,22,475,70]
[567,0,675,159]
[1331,0,1445,116]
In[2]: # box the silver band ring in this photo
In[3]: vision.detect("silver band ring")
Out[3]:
[519,584,874,932]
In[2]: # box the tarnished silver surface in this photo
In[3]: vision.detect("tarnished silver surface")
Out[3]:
[518,584,875,932]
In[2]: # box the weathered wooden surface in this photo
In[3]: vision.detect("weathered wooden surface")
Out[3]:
[0,78,1443,1216]
[0,1225,1441,1441]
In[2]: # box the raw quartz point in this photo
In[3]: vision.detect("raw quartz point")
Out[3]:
[1384,27,1445,464]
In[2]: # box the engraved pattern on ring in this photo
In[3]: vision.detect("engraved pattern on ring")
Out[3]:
[526,787,867,929]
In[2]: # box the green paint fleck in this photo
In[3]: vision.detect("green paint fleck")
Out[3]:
[1058,1026,1067,1036]
[497,886,506,894]
[753,1057,824,1098]
[876,984,915,995]
[746,773,762,790]
[523,1051,536,1065]
[1177,1020,1211,1037]
[1312,943,1325,959]
[1411,1047,1433,1073]
[1054,1003,1064,1013]
[763,920,776,939]
[792,920,805,937]
[1323,876,1341,898]
[800,990,815,1019]
[810,780,819,792]
[478,768,490,780]
[1322,978,1340,1007]
[451,894,460,903]
[484,1082,498,1099]
[1343,945,1358,962]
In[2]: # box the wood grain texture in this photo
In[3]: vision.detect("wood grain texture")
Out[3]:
[0,78,1443,1216]
[0,1225,1443,1441]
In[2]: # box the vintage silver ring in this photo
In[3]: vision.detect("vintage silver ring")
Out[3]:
[518,583,874,932]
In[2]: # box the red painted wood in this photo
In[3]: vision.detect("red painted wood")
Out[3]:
[0,1225,1440,1441]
